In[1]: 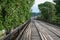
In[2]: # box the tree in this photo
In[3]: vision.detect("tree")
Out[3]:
[38,2,56,23]
[54,0,60,25]
[0,0,34,34]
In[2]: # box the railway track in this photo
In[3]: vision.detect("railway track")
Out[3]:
[33,21,52,40]
[31,20,54,40]
[31,22,42,40]
[35,20,60,40]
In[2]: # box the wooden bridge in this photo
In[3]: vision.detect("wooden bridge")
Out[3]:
[2,19,60,40]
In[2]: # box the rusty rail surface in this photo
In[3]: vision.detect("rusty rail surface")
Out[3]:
[2,19,31,40]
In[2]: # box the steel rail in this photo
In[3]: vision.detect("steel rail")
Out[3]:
[33,21,42,40]
[37,20,60,38]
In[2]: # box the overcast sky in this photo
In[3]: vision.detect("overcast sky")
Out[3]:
[31,0,54,13]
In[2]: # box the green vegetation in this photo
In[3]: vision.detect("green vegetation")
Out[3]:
[38,1,60,26]
[0,0,34,33]
[54,0,60,25]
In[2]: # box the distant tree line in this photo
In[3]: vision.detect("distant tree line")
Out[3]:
[37,1,60,26]
[31,13,40,17]
[0,0,34,33]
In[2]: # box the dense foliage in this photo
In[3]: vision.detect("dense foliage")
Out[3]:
[54,0,60,25]
[38,2,59,25]
[0,0,34,32]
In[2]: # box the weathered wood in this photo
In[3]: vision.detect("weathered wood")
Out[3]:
[2,20,31,40]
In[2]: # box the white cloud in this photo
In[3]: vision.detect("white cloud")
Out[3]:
[31,0,54,13]
[35,0,54,5]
